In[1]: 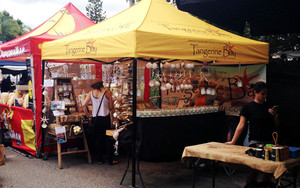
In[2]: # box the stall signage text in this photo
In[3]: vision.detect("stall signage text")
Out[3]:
[0,46,26,59]
[65,40,97,56]
[191,42,236,59]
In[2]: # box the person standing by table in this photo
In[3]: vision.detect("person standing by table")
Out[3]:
[83,79,118,165]
[225,81,279,187]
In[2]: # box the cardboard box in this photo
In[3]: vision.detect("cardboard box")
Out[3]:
[16,85,29,91]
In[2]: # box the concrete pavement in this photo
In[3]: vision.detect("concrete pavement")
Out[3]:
[0,147,287,188]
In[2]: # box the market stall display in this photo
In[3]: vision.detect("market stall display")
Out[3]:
[41,0,269,186]
[0,3,94,156]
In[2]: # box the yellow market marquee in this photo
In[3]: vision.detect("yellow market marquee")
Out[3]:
[42,0,269,64]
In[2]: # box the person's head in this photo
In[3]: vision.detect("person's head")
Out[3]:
[91,79,104,90]
[253,81,268,103]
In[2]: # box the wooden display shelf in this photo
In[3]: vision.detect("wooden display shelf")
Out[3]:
[50,77,91,169]
[56,117,92,169]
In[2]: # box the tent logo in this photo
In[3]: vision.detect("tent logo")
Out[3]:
[191,44,222,58]
[191,43,236,59]
[223,42,236,58]
[0,46,26,59]
[65,40,97,56]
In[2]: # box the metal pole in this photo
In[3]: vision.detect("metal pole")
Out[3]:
[29,55,38,156]
[131,58,137,187]
[40,60,45,155]
[158,60,162,109]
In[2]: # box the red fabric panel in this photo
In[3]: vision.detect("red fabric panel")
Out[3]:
[95,64,103,79]
[144,67,150,101]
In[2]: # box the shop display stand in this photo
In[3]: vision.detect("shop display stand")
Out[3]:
[56,116,91,169]
[53,77,91,169]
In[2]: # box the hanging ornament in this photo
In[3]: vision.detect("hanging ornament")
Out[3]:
[185,63,191,70]
[42,107,47,113]
[149,80,154,87]
[164,62,171,69]
[184,84,189,90]
[113,112,118,118]
[113,131,119,141]
[146,62,152,69]
[152,63,158,69]
[190,63,194,69]
[42,123,47,129]
[41,116,49,129]
[114,140,119,156]
[155,81,160,87]
[170,64,176,70]
[180,84,184,90]
[166,83,172,90]
[238,80,243,87]
[175,63,181,70]
[211,88,216,95]
[206,87,212,95]
[201,87,206,95]
[161,84,166,91]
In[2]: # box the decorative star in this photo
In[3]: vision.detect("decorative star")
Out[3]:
[233,68,259,91]
[41,116,49,124]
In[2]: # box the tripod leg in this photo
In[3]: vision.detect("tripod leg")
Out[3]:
[120,155,131,185]
[136,155,145,188]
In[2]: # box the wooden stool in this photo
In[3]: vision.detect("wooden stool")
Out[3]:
[57,115,92,169]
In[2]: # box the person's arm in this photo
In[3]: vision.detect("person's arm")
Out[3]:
[106,90,114,111]
[269,107,280,129]
[225,115,247,145]
[82,91,92,117]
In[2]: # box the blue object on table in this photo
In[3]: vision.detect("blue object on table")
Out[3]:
[289,147,300,158]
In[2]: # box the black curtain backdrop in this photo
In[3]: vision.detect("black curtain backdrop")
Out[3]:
[267,59,300,147]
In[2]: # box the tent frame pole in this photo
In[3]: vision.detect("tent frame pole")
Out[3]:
[29,55,38,156]
[131,58,137,187]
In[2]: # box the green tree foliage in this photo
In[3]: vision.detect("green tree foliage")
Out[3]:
[0,10,31,43]
[260,34,300,54]
[86,0,106,23]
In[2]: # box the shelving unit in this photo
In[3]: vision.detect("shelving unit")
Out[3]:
[53,77,77,114]
[52,77,91,169]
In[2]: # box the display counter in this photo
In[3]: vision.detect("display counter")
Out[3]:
[137,111,226,162]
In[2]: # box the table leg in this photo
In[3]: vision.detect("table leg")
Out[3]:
[57,142,62,169]
[212,160,215,188]
[293,167,296,188]
[193,161,196,188]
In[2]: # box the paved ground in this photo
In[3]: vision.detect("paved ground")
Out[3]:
[0,147,298,188]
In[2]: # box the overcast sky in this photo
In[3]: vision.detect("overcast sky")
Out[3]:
[0,0,129,29]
